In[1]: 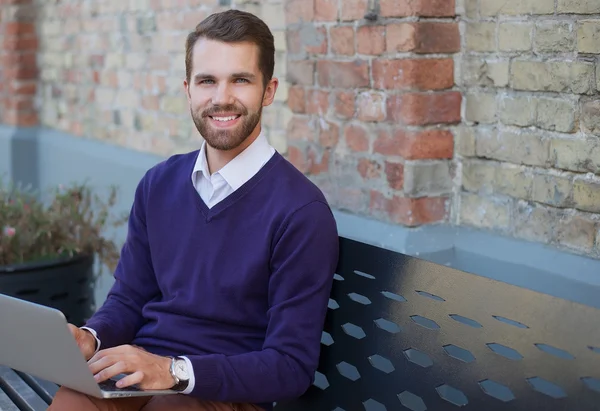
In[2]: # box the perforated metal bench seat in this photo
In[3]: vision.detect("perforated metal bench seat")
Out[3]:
[2,237,599,410]
[0,366,57,410]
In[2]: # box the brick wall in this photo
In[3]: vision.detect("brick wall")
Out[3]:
[33,0,289,156]
[458,0,600,257]
[285,0,461,226]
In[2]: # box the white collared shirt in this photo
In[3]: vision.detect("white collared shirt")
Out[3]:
[191,132,276,208]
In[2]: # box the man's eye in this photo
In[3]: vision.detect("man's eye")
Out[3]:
[235,78,249,83]
[199,79,214,85]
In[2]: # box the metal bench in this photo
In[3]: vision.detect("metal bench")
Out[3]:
[2,237,599,410]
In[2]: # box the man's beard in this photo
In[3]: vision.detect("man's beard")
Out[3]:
[191,103,262,151]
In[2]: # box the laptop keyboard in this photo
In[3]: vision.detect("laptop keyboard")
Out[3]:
[99,378,142,392]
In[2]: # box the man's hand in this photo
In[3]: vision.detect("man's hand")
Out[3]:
[67,324,97,361]
[88,345,175,390]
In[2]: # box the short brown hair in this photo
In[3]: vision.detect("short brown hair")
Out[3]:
[185,10,275,87]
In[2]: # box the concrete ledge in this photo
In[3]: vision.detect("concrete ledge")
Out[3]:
[4,126,600,309]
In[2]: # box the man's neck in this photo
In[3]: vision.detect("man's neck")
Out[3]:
[206,125,262,175]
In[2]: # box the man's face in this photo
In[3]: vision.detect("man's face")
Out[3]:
[184,38,277,151]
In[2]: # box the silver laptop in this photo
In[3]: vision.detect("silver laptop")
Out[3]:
[0,293,178,398]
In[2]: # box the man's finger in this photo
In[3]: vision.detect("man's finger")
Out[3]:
[88,345,132,363]
[93,360,128,383]
[115,371,144,389]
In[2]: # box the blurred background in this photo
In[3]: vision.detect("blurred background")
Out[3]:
[1,0,600,312]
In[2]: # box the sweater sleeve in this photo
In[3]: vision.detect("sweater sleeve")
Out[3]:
[83,174,160,349]
[184,200,339,404]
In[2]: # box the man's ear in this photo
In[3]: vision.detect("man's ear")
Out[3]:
[183,79,191,104]
[262,77,279,107]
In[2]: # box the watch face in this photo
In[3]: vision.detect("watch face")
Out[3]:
[174,359,189,380]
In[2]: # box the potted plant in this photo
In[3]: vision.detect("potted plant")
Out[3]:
[0,178,126,326]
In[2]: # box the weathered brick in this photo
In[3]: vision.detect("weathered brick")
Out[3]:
[557,0,600,14]
[373,58,454,91]
[384,161,404,189]
[358,158,383,180]
[513,201,555,243]
[288,25,327,56]
[286,60,315,85]
[532,173,573,207]
[288,86,306,113]
[330,26,355,56]
[318,121,339,148]
[380,0,455,17]
[287,144,309,173]
[340,0,368,21]
[387,22,460,54]
[357,25,385,55]
[285,0,315,24]
[597,64,600,91]
[315,0,338,21]
[499,23,533,52]
[481,0,555,16]
[463,160,532,199]
[534,22,576,53]
[344,124,369,152]
[582,99,600,135]
[161,95,186,114]
[334,91,355,119]
[370,191,448,226]
[554,215,597,253]
[388,92,462,126]
[551,138,600,174]
[499,95,535,127]
[536,98,576,133]
[476,130,550,167]
[461,58,509,87]
[455,125,476,157]
[317,60,370,88]
[287,116,317,142]
[466,92,497,124]
[511,61,595,94]
[306,89,329,115]
[466,23,496,52]
[574,179,600,213]
[404,161,453,196]
[578,21,600,53]
[374,128,454,159]
[460,193,510,231]
[356,91,386,122]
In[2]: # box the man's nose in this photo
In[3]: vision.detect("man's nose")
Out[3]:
[212,82,234,106]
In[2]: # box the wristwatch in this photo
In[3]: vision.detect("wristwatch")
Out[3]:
[169,356,190,392]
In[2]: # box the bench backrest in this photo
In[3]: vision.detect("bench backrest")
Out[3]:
[275,237,600,411]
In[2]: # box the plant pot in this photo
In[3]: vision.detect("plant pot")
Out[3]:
[0,254,96,327]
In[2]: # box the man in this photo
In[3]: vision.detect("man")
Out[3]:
[48,9,339,411]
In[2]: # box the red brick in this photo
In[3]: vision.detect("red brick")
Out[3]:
[385,161,404,190]
[142,95,159,110]
[341,0,368,21]
[149,54,170,71]
[369,191,448,226]
[2,52,36,66]
[334,91,355,119]
[288,86,306,113]
[317,60,370,88]
[358,158,382,179]
[287,60,315,85]
[387,22,460,54]
[388,92,462,126]
[288,26,328,55]
[338,187,369,212]
[4,66,37,80]
[319,121,340,148]
[182,10,208,29]
[345,124,369,152]
[4,22,35,35]
[288,145,309,173]
[3,111,38,128]
[3,35,38,51]
[315,0,338,21]
[287,116,317,142]
[357,91,386,122]
[10,81,36,95]
[372,58,454,90]
[380,0,455,17]
[4,97,34,111]
[286,0,315,24]
[306,89,329,115]
[374,128,454,159]
[308,27,328,55]
[357,25,386,55]
[307,147,330,175]
[330,26,355,56]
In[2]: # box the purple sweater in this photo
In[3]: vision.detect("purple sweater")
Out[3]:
[84,151,339,410]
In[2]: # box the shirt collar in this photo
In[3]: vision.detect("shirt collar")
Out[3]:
[192,132,274,191]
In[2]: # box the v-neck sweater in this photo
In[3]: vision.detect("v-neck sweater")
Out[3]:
[83,150,340,410]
